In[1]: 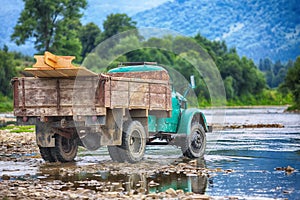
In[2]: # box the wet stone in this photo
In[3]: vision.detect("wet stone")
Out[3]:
[165,188,177,196]
[1,174,10,180]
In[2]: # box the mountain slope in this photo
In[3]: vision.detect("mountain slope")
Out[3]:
[1,0,299,63]
[133,0,300,63]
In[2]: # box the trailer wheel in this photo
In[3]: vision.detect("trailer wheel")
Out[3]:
[51,135,78,162]
[118,121,146,163]
[181,123,206,158]
[39,147,56,162]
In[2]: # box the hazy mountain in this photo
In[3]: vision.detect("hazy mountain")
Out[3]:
[1,0,299,63]
[0,0,35,54]
[133,0,300,63]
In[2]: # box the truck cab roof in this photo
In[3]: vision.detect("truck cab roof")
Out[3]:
[108,64,166,73]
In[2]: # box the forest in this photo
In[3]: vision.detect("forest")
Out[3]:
[0,0,299,112]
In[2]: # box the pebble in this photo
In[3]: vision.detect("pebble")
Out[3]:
[275,165,296,174]
[148,180,160,187]
[191,194,210,200]
[1,174,10,180]
[285,166,295,173]
[165,188,177,196]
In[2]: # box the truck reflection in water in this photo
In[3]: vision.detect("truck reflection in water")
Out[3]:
[148,172,207,194]
[37,158,208,195]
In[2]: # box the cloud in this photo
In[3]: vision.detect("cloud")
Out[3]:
[221,23,245,39]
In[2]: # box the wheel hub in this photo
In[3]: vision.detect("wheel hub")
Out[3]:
[61,137,73,153]
[130,131,142,154]
[191,132,203,150]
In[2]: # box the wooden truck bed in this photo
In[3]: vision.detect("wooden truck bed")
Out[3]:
[12,74,172,117]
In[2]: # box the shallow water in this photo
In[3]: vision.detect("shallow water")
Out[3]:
[1,107,300,199]
[204,107,300,199]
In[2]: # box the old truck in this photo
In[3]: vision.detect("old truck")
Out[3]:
[12,52,209,163]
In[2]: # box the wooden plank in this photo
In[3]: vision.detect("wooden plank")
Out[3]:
[59,89,74,104]
[150,84,168,94]
[24,87,56,106]
[109,70,170,80]
[14,106,106,117]
[110,80,129,91]
[129,92,149,108]
[25,68,69,77]
[23,77,56,88]
[59,79,77,89]
[104,81,111,108]
[149,93,168,110]
[44,51,75,69]
[25,67,97,78]
[110,91,128,108]
[129,82,149,93]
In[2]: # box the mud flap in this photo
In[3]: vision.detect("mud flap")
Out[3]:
[78,109,123,150]
[78,128,101,151]
[168,134,187,147]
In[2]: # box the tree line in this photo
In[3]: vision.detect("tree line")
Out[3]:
[0,0,299,110]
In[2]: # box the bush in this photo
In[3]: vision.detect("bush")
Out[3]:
[0,95,13,112]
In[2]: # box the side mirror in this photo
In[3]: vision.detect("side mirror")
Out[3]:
[190,75,195,89]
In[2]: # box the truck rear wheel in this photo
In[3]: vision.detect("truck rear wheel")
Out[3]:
[117,121,146,163]
[181,123,206,158]
[51,135,78,162]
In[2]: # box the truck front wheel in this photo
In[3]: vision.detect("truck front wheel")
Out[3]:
[116,121,146,163]
[51,135,78,162]
[181,123,206,158]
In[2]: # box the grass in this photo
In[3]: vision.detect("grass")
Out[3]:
[286,104,300,112]
[222,89,293,107]
[0,96,13,112]
[0,125,35,133]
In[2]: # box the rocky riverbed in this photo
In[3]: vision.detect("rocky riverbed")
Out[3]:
[0,129,215,199]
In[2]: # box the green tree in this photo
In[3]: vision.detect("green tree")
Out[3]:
[282,57,300,108]
[0,47,17,97]
[79,22,101,60]
[11,0,87,60]
[97,13,137,43]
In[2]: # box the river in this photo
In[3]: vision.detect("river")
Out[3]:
[0,106,299,199]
